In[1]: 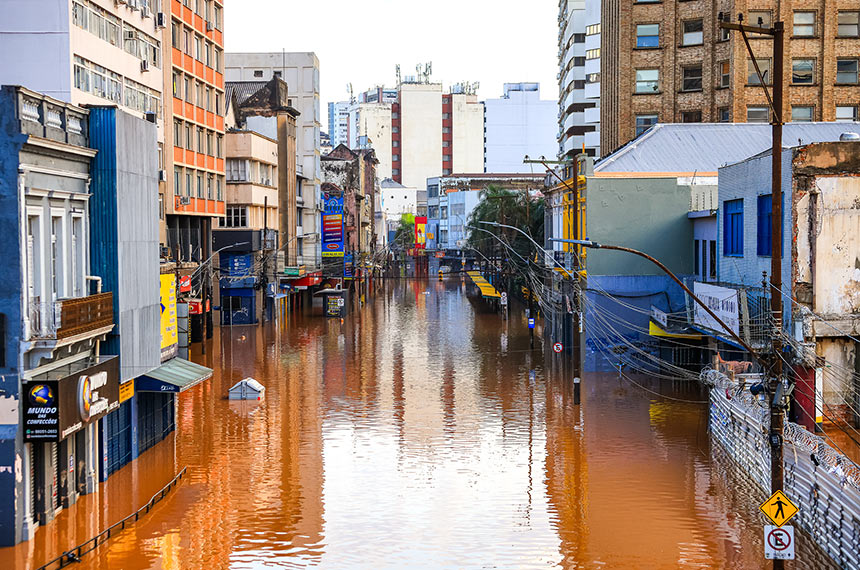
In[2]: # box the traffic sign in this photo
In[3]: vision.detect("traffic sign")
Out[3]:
[553,342,564,353]
[528,318,535,329]
[764,525,795,560]
[760,490,798,526]
[500,292,508,306]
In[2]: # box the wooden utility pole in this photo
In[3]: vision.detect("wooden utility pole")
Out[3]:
[720,14,787,570]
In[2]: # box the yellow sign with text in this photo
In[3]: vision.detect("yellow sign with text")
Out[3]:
[760,490,798,526]
[119,380,134,403]
[160,274,178,351]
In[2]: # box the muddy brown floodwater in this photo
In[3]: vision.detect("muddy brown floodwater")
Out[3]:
[1,279,838,569]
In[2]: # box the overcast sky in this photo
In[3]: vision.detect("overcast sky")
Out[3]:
[224,0,559,128]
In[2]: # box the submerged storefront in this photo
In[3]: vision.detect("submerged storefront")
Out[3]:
[23,356,119,526]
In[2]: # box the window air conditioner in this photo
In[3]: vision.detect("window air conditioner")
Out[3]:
[141,59,150,72]
[157,12,166,27]
[159,169,167,182]
[206,21,214,32]
[160,246,170,258]
[141,8,150,18]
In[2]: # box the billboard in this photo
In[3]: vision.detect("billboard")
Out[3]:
[321,195,344,258]
[693,282,740,337]
[415,216,427,250]
[160,274,178,360]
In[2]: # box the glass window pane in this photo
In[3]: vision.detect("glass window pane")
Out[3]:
[837,59,858,84]
[836,106,857,122]
[791,106,813,122]
[792,59,814,84]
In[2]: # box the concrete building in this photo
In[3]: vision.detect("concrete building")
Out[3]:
[225,52,322,267]
[378,178,417,247]
[350,103,393,180]
[583,0,601,156]
[716,140,860,428]
[557,0,596,158]
[600,0,860,156]
[483,83,557,172]
[328,100,350,147]
[547,122,857,371]
[0,0,165,133]
[426,173,544,251]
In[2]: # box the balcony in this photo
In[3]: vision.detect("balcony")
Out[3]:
[28,293,114,341]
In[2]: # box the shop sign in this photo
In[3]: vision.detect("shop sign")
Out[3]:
[189,299,203,315]
[692,282,740,336]
[415,217,427,250]
[24,357,119,442]
[119,380,134,403]
[325,296,343,317]
[321,195,344,258]
[179,275,192,292]
[160,275,178,360]
[23,381,60,441]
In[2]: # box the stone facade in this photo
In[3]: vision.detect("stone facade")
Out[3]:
[601,0,860,156]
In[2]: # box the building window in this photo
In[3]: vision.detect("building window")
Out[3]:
[682,19,703,46]
[392,127,399,133]
[217,178,222,201]
[443,155,451,162]
[709,241,717,279]
[183,29,190,55]
[442,141,450,147]
[174,120,182,148]
[197,128,204,153]
[719,26,730,41]
[174,167,182,195]
[748,10,772,34]
[682,65,703,91]
[836,105,858,122]
[196,174,203,198]
[217,134,223,158]
[635,69,659,93]
[723,199,743,256]
[747,106,770,123]
[681,110,702,123]
[757,194,782,256]
[837,59,859,84]
[226,159,248,181]
[635,114,658,136]
[748,57,772,85]
[586,23,601,35]
[719,61,730,87]
[838,11,860,37]
[253,70,263,78]
[171,23,180,49]
[792,59,814,84]
[792,105,814,122]
[225,206,247,227]
[573,56,586,67]
[392,169,400,176]
[392,154,400,161]
[694,239,700,275]
[636,24,659,48]
[172,71,180,98]
[207,176,213,199]
[442,113,450,119]
[585,48,600,60]
[718,107,730,122]
[393,140,400,147]
[793,11,816,37]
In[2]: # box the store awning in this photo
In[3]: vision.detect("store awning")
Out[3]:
[465,271,501,299]
[649,321,702,340]
[136,358,213,393]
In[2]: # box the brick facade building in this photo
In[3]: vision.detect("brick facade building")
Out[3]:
[601,0,860,155]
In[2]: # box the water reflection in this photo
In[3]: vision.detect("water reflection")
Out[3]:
[1,279,835,569]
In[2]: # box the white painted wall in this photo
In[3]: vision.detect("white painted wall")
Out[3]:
[355,103,392,180]
[451,94,484,175]
[399,83,442,191]
[484,84,557,173]
[380,181,417,217]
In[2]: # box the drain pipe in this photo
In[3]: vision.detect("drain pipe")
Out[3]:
[85,276,103,358]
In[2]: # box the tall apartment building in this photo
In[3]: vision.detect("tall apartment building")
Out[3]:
[483,83,558,172]
[601,0,860,155]
[162,0,226,269]
[225,52,322,265]
[328,100,350,147]
[351,103,393,179]
[0,0,165,136]
[584,0,601,157]
[558,0,598,159]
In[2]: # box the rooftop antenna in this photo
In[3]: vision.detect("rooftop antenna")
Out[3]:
[396,64,401,86]
[347,82,354,103]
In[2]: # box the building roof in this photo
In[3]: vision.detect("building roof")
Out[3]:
[380,178,408,189]
[595,123,860,174]
[225,81,269,110]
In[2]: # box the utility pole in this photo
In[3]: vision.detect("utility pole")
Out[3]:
[720,13,786,570]
[262,196,269,323]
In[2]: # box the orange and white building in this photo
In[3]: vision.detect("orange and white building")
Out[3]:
[161,0,225,263]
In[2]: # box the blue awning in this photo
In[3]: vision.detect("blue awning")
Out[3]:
[136,358,213,393]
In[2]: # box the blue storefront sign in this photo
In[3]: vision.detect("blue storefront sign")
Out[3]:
[344,253,354,279]
[220,253,256,289]
[321,194,344,258]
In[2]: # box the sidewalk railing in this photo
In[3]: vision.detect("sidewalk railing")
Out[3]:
[37,467,188,570]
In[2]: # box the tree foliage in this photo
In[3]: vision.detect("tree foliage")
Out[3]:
[392,213,415,250]
[467,184,545,263]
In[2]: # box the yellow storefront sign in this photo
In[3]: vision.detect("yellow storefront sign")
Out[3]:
[160,274,178,352]
[119,380,134,403]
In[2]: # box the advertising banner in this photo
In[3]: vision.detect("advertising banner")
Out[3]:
[693,282,740,337]
[415,216,427,250]
[24,357,120,442]
[321,195,344,258]
[160,274,178,360]
[344,253,354,279]
[221,253,256,288]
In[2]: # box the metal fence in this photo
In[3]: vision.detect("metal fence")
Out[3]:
[704,368,860,569]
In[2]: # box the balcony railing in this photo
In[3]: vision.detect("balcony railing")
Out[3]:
[28,292,114,340]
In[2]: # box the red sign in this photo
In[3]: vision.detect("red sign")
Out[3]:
[188,299,202,315]
[553,342,564,353]
[179,275,192,292]
[415,216,427,250]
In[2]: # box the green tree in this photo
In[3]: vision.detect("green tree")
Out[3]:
[392,213,415,250]
[467,184,544,262]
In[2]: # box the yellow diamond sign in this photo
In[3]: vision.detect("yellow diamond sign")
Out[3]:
[760,490,798,527]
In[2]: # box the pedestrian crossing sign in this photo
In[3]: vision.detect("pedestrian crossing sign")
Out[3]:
[759,490,798,526]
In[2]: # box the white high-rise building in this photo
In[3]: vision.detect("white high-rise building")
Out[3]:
[225,52,321,263]
[328,100,350,147]
[483,83,557,172]
[583,0,601,157]
[558,0,598,159]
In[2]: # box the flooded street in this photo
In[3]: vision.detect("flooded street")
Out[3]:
[2,279,834,569]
